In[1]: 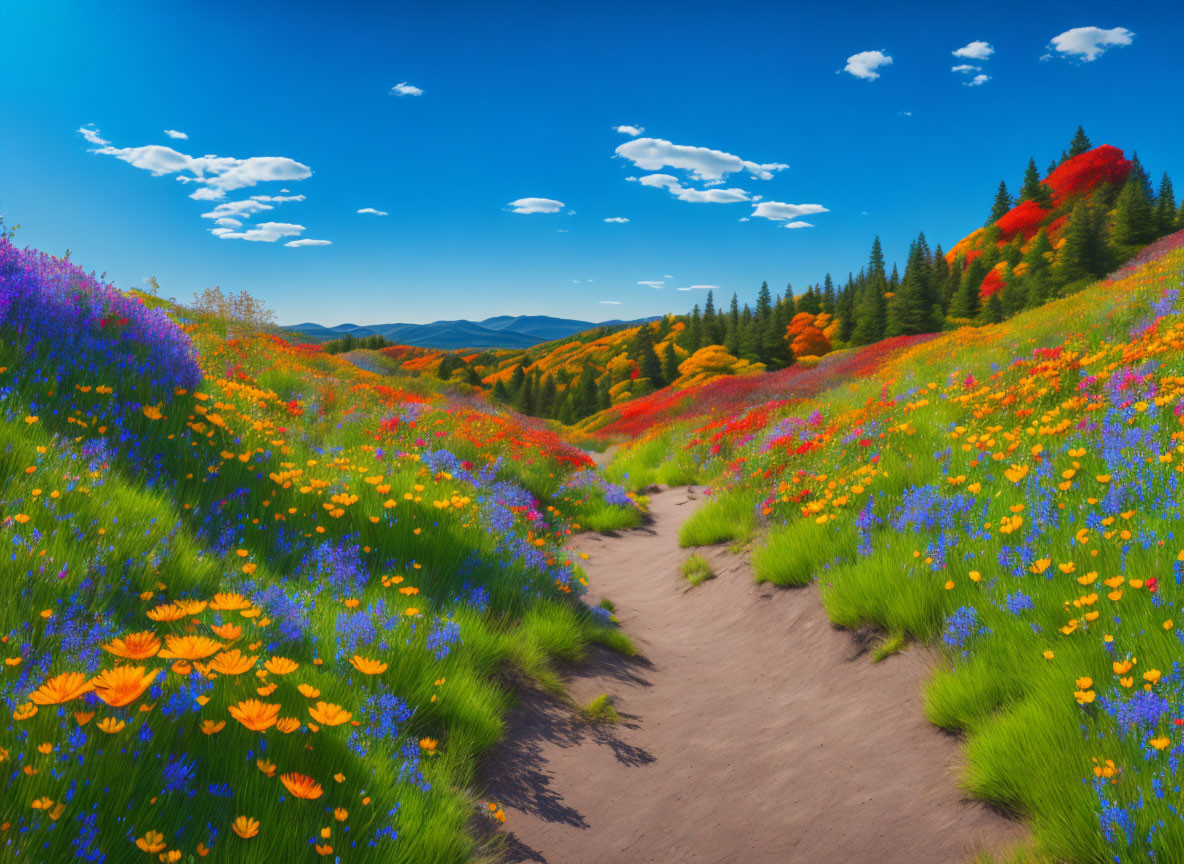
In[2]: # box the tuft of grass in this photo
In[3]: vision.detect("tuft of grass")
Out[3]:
[871,631,907,662]
[752,516,853,586]
[581,693,621,724]
[679,490,757,547]
[580,500,644,532]
[680,553,715,586]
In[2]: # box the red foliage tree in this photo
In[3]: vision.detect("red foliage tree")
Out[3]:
[790,325,832,357]
[995,200,1049,242]
[1044,145,1132,205]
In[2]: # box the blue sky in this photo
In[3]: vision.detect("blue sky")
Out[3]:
[1,1,1180,325]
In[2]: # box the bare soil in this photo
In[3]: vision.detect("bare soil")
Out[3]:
[482,486,1025,863]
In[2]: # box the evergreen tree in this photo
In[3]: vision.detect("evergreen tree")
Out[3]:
[987,180,1013,225]
[1112,174,1156,248]
[1047,159,1058,176]
[507,365,525,400]
[822,273,836,314]
[1154,173,1177,236]
[728,292,740,331]
[1057,199,1108,284]
[1129,152,1153,197]
[596,374,611,412]
[755,281,772,322]
[837,275,857,343]
[514,369,535,414]
[853,239,888,344]
[951,257,987,319]
[661,342,680,383]
[537,374,558,417]
[783,282,795,315]
[464,365,482,387]
[983,290,1004,324]
[891,233,939,335]
[702,290,716,341]
[492,378,509,402]
[686,304,703,353]
[724,314,740,356]
[631,323,664,386]
[1068,126,1092,158]
[1021,229,1054,307]
[1019,158,1052,207]
[573,365,598,417]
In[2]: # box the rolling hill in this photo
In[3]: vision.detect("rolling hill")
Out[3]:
[281,314,642,349]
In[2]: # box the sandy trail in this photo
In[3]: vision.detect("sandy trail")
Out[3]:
[483,486,1024,864]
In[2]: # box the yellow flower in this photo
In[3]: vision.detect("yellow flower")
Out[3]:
[201,720,226,736]
[1149,737,1170,751]
[228,699,280,732]
[257,758,276,777]
[1143,669,1162,685]
[419,737,438,753]
[1075,676,1094,690]
[103,631,161,660]
[30,797,54,810]
[142,405,163,421]
[136,831,167,853]
[209,649,258,676]
[146,603,187,623]
[210,592,252,611]
[297,684,321,699]
[159,635,223,661]
[275,717,301,734]
[28,672,94,705]
[309,702,352,726]
[90,666,159,707]
[96,717,125,733]
[333,808,348,822]
[349,655,388,675]
[231,816,259,839]
[264,656,299,675]
[280,772,323,799]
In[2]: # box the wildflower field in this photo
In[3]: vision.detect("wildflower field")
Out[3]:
[0,234,637,862]
[606,232,1184,861]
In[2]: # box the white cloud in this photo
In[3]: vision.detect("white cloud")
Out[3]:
[634,174,750,203]
[785,221,814,229]
[638,280,664,289]
[78,125,109,146]
[599,300,622,305]
[214,218,242,228]
[898,111,913,117]
[357,207,388,216]
[615,137,786,182]
[507,197,565,214]
[79,126,312,201]
[843,50,892,80]
[390,81,423,96]
[213,222,307,243]
[200,199,276,221]
[751,201,829,222]
[965,74,991,87]
[952,41,994,60]
[163,129,189,140]
[251,194,305,203]
[285,238,331,247]
[1048,26,1134,61]
[614,125,645,136]
[676,284,718,291]
[951,64,980,73]
[604,216,629,223]
[663,274,673,279]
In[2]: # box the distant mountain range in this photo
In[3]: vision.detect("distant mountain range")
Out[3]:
[281,315,651,349]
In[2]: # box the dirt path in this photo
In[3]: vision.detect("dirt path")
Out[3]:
[483,486,1024,864]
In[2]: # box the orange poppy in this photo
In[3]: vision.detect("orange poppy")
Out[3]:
[228,700,280,732]
[103,632,161,660]
[90,666,159,707]
[29,672,93,705]
[280,772,323,800]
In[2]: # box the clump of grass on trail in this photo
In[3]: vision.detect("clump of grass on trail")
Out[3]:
[605,235,1184,861]
[680,554,715,587]
[580,693,620,724]
[0,234,638,863]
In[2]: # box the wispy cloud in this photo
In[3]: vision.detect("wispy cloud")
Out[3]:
[1046,26,1134,62]
[599,300,622,305]
[676,284,718,291]
[632,174,750,204]
[751,201,829,223]
[163,129,189,140]
[785,221,813,229]
[604,216,629,223]
[285,238,331,247]
[952,40,994,60]
[616,137,786,182]
[638,280,664,289]
[357,207,388,216]
[843,50,892,80]
[507,197,565,214]
[613,125,645,136]
[210,222,306,243]
[390,81,424,96]
[965,73,991,87]
[951,64,980,73]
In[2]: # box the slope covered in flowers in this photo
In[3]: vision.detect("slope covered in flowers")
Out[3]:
[0,235,636,863]
[605,231,1184,861]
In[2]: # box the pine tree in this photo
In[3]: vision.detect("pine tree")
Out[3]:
[686,305,703,353]
[597,374,611,411]
[702,290,716,339]
[537,374,557,417]
[515,369,535,414]
[507,365,525,400]
[728,292,740,331]
[837,275,857,343]
[987,180,1013,225]
[783,282,795,315]
[1129,152,1153,197]
[1068,126,1092,158]
[661,342,679,383]
[755,281,772,322]
[822,273,836,314]
[631,323,664,386]
[1019,158,1052,207]
[891,233,939,335]
[1112,174,1156,248]
[1154,173,1177,236]
[492,378,509,402]
[950,257,986,319]
[1057,199,1107,284]
[573,365,598,417]
[1021,229,1054,307]
[984,291,1004,323]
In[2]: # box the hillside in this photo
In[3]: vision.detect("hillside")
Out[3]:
[601,228,1184,861]
[0,231,640,863]
[281,315,642,349]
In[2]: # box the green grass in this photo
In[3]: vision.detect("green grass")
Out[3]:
[679,553,715,586]
[871,632,907,662]
[580,499,644,532]
[678,490,757,547]
[581,693,621,724]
